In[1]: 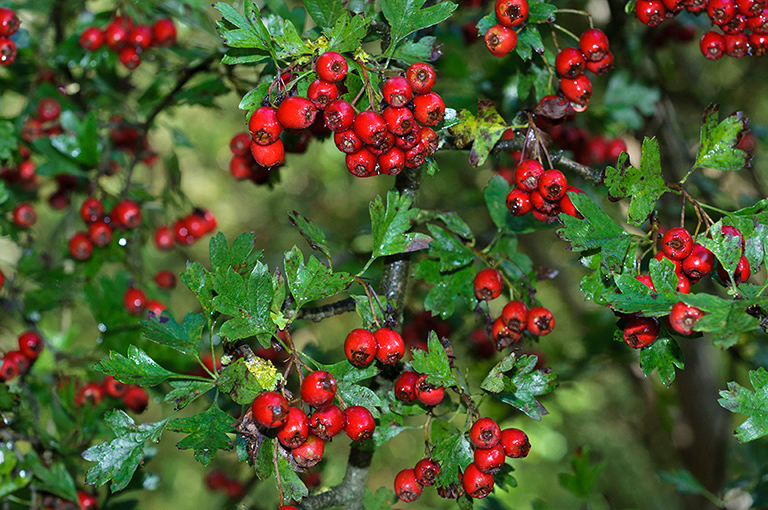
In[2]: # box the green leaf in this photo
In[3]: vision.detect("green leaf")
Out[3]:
[181,262,215,316]
[432,211,474,240]
[337,383,383,417]
[481,352,517,393]
[557,192,632,273]
[427,224,474,272]
[720,369,768,443]
[273,16,312,59]
[168,402,235,465]
[210,232,260,275]
[476,12,497,35]
[604,273,676,316]
[0,121,16,159]
[94,345,179,387]
[221,47,270,65]
[140,312,204,357]
[432,428,473,486]
[694,104,749,171]
[659,469,713,496]
[323,360,380,384]
[304,0,345,28]
[495,355,557,420]
[28,454,78,502]
[413,259,476,319]
[392,36,438,65]
[212,263,274,345]
[380,0,457,56]
[364,487,397,510]
[700,222,742,282]
[515,26,545,61]
[0,445,31,499]
[411,331,456,386]
[639,336,684,387]
[327,12,371,53]
[83,411,170,492]
[0,384,19,410]
[605,138,667,226]
[352,294,385,328]
[239,81,271,114]
[370,190,432,258]
[288,210,333,265]
[680,293,761,348]
[603,71,660,130]
[165,380,216,411]
[251,437,308,501]
[374,411,418,447]
[558,447,606,499]
[219,357,281,404]
[448,101,508,167]
[215,1,273,53]
[284,246,353,308]
[527,1,557,22]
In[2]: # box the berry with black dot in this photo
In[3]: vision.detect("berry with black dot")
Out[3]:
[395,370,420,403]
[474,268,504,301]
[316,51,348,82]
[463,462,494,499]
[276,406,310,448]
[309,404,346,440]
[414,458,441,486]
[394,468,423,502]
[470,417,502,449]
[406,62,437,94]
[374,328,405,365]
[623,316,660,348]
[343,405,376,441]
[292,433,325,468]
[499,428,531,458]
[18,331,43,360]
[415,374,445,406]
[301,370,337,407]
[251,391,289,428]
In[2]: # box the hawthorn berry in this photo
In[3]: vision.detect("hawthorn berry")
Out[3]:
[277,406,310,448]
[124,287,147,315]
[394,468,423,502]
[343,405,376,441]
[382,106,415,136]
[76,382,105,407]
[724,33,749,57]
[103,375,128,398]
[185,213,208,239]
[493,316,522,349]
[560,75,593,106]
[463,462,494,499]
[700,31,726,59]
[12,202,36,227]
[0,38,16,65]
[662,227,694,260]
[501,300,529,333]
[124,385,149,413]
[579,29,610,61]
[506,188,533,216]
[250,139,285,168]
[682,243,715,279]
[636,274,657,292]
[415,374,445,406]
[7,350,29,372]
[499,428,531,457]
[77,491,99,510]
[18,331,43,360]
[146,299,167,315]
[413,92,445,126]
[353,111,388,145]
[406,62,437,94]
[585,51,614,74]
[69,232,94,261]
[38,98,61,122]
[129,24,154,49]
[668,301,704,335]
[248,107,283,146]
[474,268,503,300]
[229,132,251,156]
[421,127,439,155]
[378,147,406,175]
[374,328,405,364]
[717,255,751,285]
[152,18,177,46]
[623,316,660,348]
[251,391,289,428]
[301,370,337,407]
[495,0,529,27]
[555,47,586,78]
[527,306,555,335]
[538,169,568,201]
[414,458,441,486]
[382,76,414,107]
[720,225,745,251]
[0,355,19,381]
[474,443,506,474]
[292,433,325,468]
[80,197,104,223]
[118,46,141,70]
[154,270,176,289]
[277,96,317,129]
[345,328,377,367]
[484,24,518,57]
[404,142,427,168]
[309,404,346,440]
[675,272,691,294]
[324,100,355,132]
[654,250,683,273]
[316,51,348,82]
[635,0,667,26]
[307,79,339,109]
[346,148,378,177]
[0,8,19,37]
[173,218,195,245]
[559,186,584,218]
[395,370,420,403]
[470,417,502,449]
[111,199,142,229]
[396,125,422,150]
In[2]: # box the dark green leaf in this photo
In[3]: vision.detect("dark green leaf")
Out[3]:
[481,352,517,393]
[327,12,371,53]
[0,384,19,410]
[603,71,660,130]
[694,104,749,171]
[494,355,557,420]
[364,487,397,510]
[94,345,179,387]
[373,412,418,447]
[239,81,271,114]
[28,454,78,502]
[288,210,333,265]
[212,263,274,345]
[0,121,16,159]
[210,232,260,275]
[413,259,476,318]
[433,211,474,240]
[432,428,473,486]
[448,101,508,167]
[659,469,711,495]
[352,294,385,328]
[304,0,345,28]
[392,36,439,65]
[527,1,557,22]
[380,0,457,56]
[219,357,281,405]
[168,403,235,465]
[427,224,474,272]
[605,273,676,316]
[164,380,215,411]
[719,368,768,442]
[322,360,380,384]
[0,445,31,498]
[558,447,606,499]
[337,383,382,417]
[680,293,761,348]
[370,190,432,258]
[640,336,684,387]
[411,331,456,386]
[140,312,204,356]
[476,12,497,35]
[221,47,270,65]
[181,262,215,316]
[700,222,742,282]
[284,246,353,308]
[515,26,545,61]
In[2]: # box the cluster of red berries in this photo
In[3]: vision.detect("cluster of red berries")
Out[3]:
[0,331,44,382]
[123,285,167,316]
[248,53,444,177]
[394,369,447,406]
[250,372,376,469]
[228,132,271,184]
[204,470,246,499]
[483,0,529,57]
[21,97,63,143]
[344,327,406,367]
[74,375,149,413]
[621,226,751,348]
[0,7,19,65]
[153,209,217,249]
[67,197,142,261]
[79,15,177,69]
[393,457,441,502]
[635,0,768,57]
[554,29,613,112]
[504,159,585,223]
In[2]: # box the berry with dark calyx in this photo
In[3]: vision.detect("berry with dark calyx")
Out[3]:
[421,127,439,155]
[316,51,348,82]
[343,405,376,441]
[0,8,20,37]
[250,139,285,168]
[474,444,506,474]
[382,106,415,136]
[324,100,355,132]
[345,328,378,368]
[654,250,683,273]
[277,96,317,129]
[301,370,337,407]
[415,374,445,406]
[374,328,405,365]
[527,306,555,335]
[112,199,142,229]
[635,0,667,26]
[579,28,610,61]
[724,32,749,57]
[0,37,16,65]
[249,107,282,145]
[277,406,310,448]
[737,0,762,15]
[307,79,339,109]
[103,375,128,398]
[378,147,406,176]
[501,300,529,333]
[499,428,530,457]
[18,331,43,360]
[437,480,464,499]
[292,433,325,468]
[89,220,112,248]
[118,46,141,70]
[76,382,105,407]
[404,142,427,168]
[661,227,693,260]
[717,255,751,285]
[7,350,31,375]
[493,316,522,349]
[560,75,592,106]
[724,13,748,33]
[152,18,177,46]
[69,232,94,261]
[484,24,518,57]
[676,273,691,293]
[80,197,104,223]
[413,92,445,126]
[700,31,725,59]
[395,370,420,403]
[538,169,567,201]
[555,47,586,78]
[530,190,559,216]
[623,316,660,348]
[474,268,503,300]
[12,203,36,227]
[251,391,289,428]
[585,51,614,74]
[309,404,346,440]
[506,188,532,216]
[406,62,437,94]
[0,355,19,382]
[463,462,494,499]
[394,468,423,502]
[669,301,704,335]
[334,129,363,154]
[414,458,441,486]
[346,148,378,177]
[708,0,737,23]
[495,0,529,27]
[382,76,414,107]
[682,243,715,279]
[124,385,149,413]
[124,287,147,315]
[353,111,387,145]
[470,417,502,449]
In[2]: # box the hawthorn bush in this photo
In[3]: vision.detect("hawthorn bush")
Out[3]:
[1,0,768,509]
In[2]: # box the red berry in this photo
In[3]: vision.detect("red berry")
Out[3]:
[470,417,502,449]
[112,199,142,229]
[527,306,555,335]
[146,299,167,315]
[720,225,745,251]
[250,139,285,168]
[38,98,61,122]
[700,31,726,59]
[343,405,376,441]
[292,433,324,468]
[661,227,693,260]
[492,316,522,348]
[316,51,348,82]
[154,270,176,289]
[249,107,283,146]
[172,218,194,246]
[77,491,99,510]
[474,444,506,474]
[382,106,415,136]
[414,458,441,486]
[484,24,518,57]
[474,268,503,300]
[654,250,683,273]
[0,269,4,291]
[682,243,715,279]
[229,156,252,180]
[463,462,494,499]
[309,404,346,440]
[676,272,691,293]
[5,351,30,375]
[12,202,36,227]
[404,142,427,168]
[501,300,529,333]
[555,47,586,78]
[345,328,377,367]
[717,254,751,285]
[724,32,749,57]
[307,79,339,109]
[103,375,128,398]
[506,188,533,216]
[301,370,337,407]
[413,92,445,126]
[378,147,406,176]
[152,225,173,250]
[229,133,251,156]
[559,186,584,218]
[277,96,317,130]
[129,24,154,49]
[353,111,388,145]
[124,385,149,413]
[560,75,592,106]
[18,331,43,360]
[394,468,423,502]
[585,51,614,74]
[374,328,405,365]
[277,505,299,510]
[152,18,177,47]
[708,0,737,23]
[499,428,530,457]
[0,355,19,381]
[723,13,748,33]
[635,0,667,26]
[324,100,355,132]
[80,197,104,223]
[346,148,378,177]
[124,287,147,315]
[89,220,113,247]
[396,125,422,150]
[277,406,310,448]
[623,316,660,348]
[395,371,420,403]
[495,0,529,27]
[415,374,445,406]
[118,46,141,70]
[420,127,439,155]
[185,213,207,239]
[76,382,105,407]
[69,232,94,261]
[736,0,762,15]
[579,29,610,61]
[538,169,567,201]
[668,301,704,335]
[0,8,19,37]
[636,274,656,292]
[406,63,437,94]
[0,37,16,65]
[334,129,364,154]
[251,391,289,428]
[382,76,414,107]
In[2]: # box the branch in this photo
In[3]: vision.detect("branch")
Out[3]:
[286,297,357,322]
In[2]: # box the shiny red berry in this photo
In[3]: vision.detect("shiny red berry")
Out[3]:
[378,147,406,175]
[485,24,518,57]
[474,444,506,474]
[0,8,19,37]
[394,468,423,502]
[12,202,36,227]
[682,243,715,279]
[559,186,584,218]
[80,197,104,223]
[277,96,317,129]
[324,100,355,132]
[38,98,61,122]
[252,391,289,428]
[506,188,532,216]
[124,385,149,413]
[124,287,147,315]
[69,232,94,261]
[301,370,337,407]
[492,316,522,348]
[353,111,387,145]
[344,405,376,441]
[585,51,614,74]
[413,92,445,126]
[501,300,529,333]
[470,417,501,449]
[129,24,154,49]
[307,79,339,110]
[668,301,704,335]
[414,458,441,486]
[395,371,420,403]
[700,31,725,59]
[560,75,592,106]
[111,199,142,229]
[623,316,660,348]
[146,299,166,316]
[555,47,586,78]
[382,76,413,107]
[229,132,251,156]
[717,254,751,284]
[415,374,445,406]
[250,139,285,168]
[77,491,99,510]
[346,148,378,177]
[499,428,530,457]
[406,63,437,94]
[316,51,348,82]
[374,328,405,365]
[152,18,177,46]
[0,355,19,382]
[579,29,610,61]
[292,433,324,468]
[404,142,427,168]
[495,0,529,27]
[103,375,128,398]
[309,404,346,440]
[527,306,555,335]
[724,32,749,57]
[76,382,105,407]
[248,107,282,146]
[635,0,667,25]
[538,169,567,201]
[636,274,656,292]
[118,46,141,70]
[88,219,112,246]
[420,127,438,155]
[382,106,415,136]
[708,0,737,23]
[18,331,43,360]
[334,129,364,154]
[463,462,494,499]
[154,270,176,289]
[662,227,693,260]
[474,268,503,300]
[0,37,16,65]
[345,328,377,368]
[277,406,310,448]
[720,225,745,251]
